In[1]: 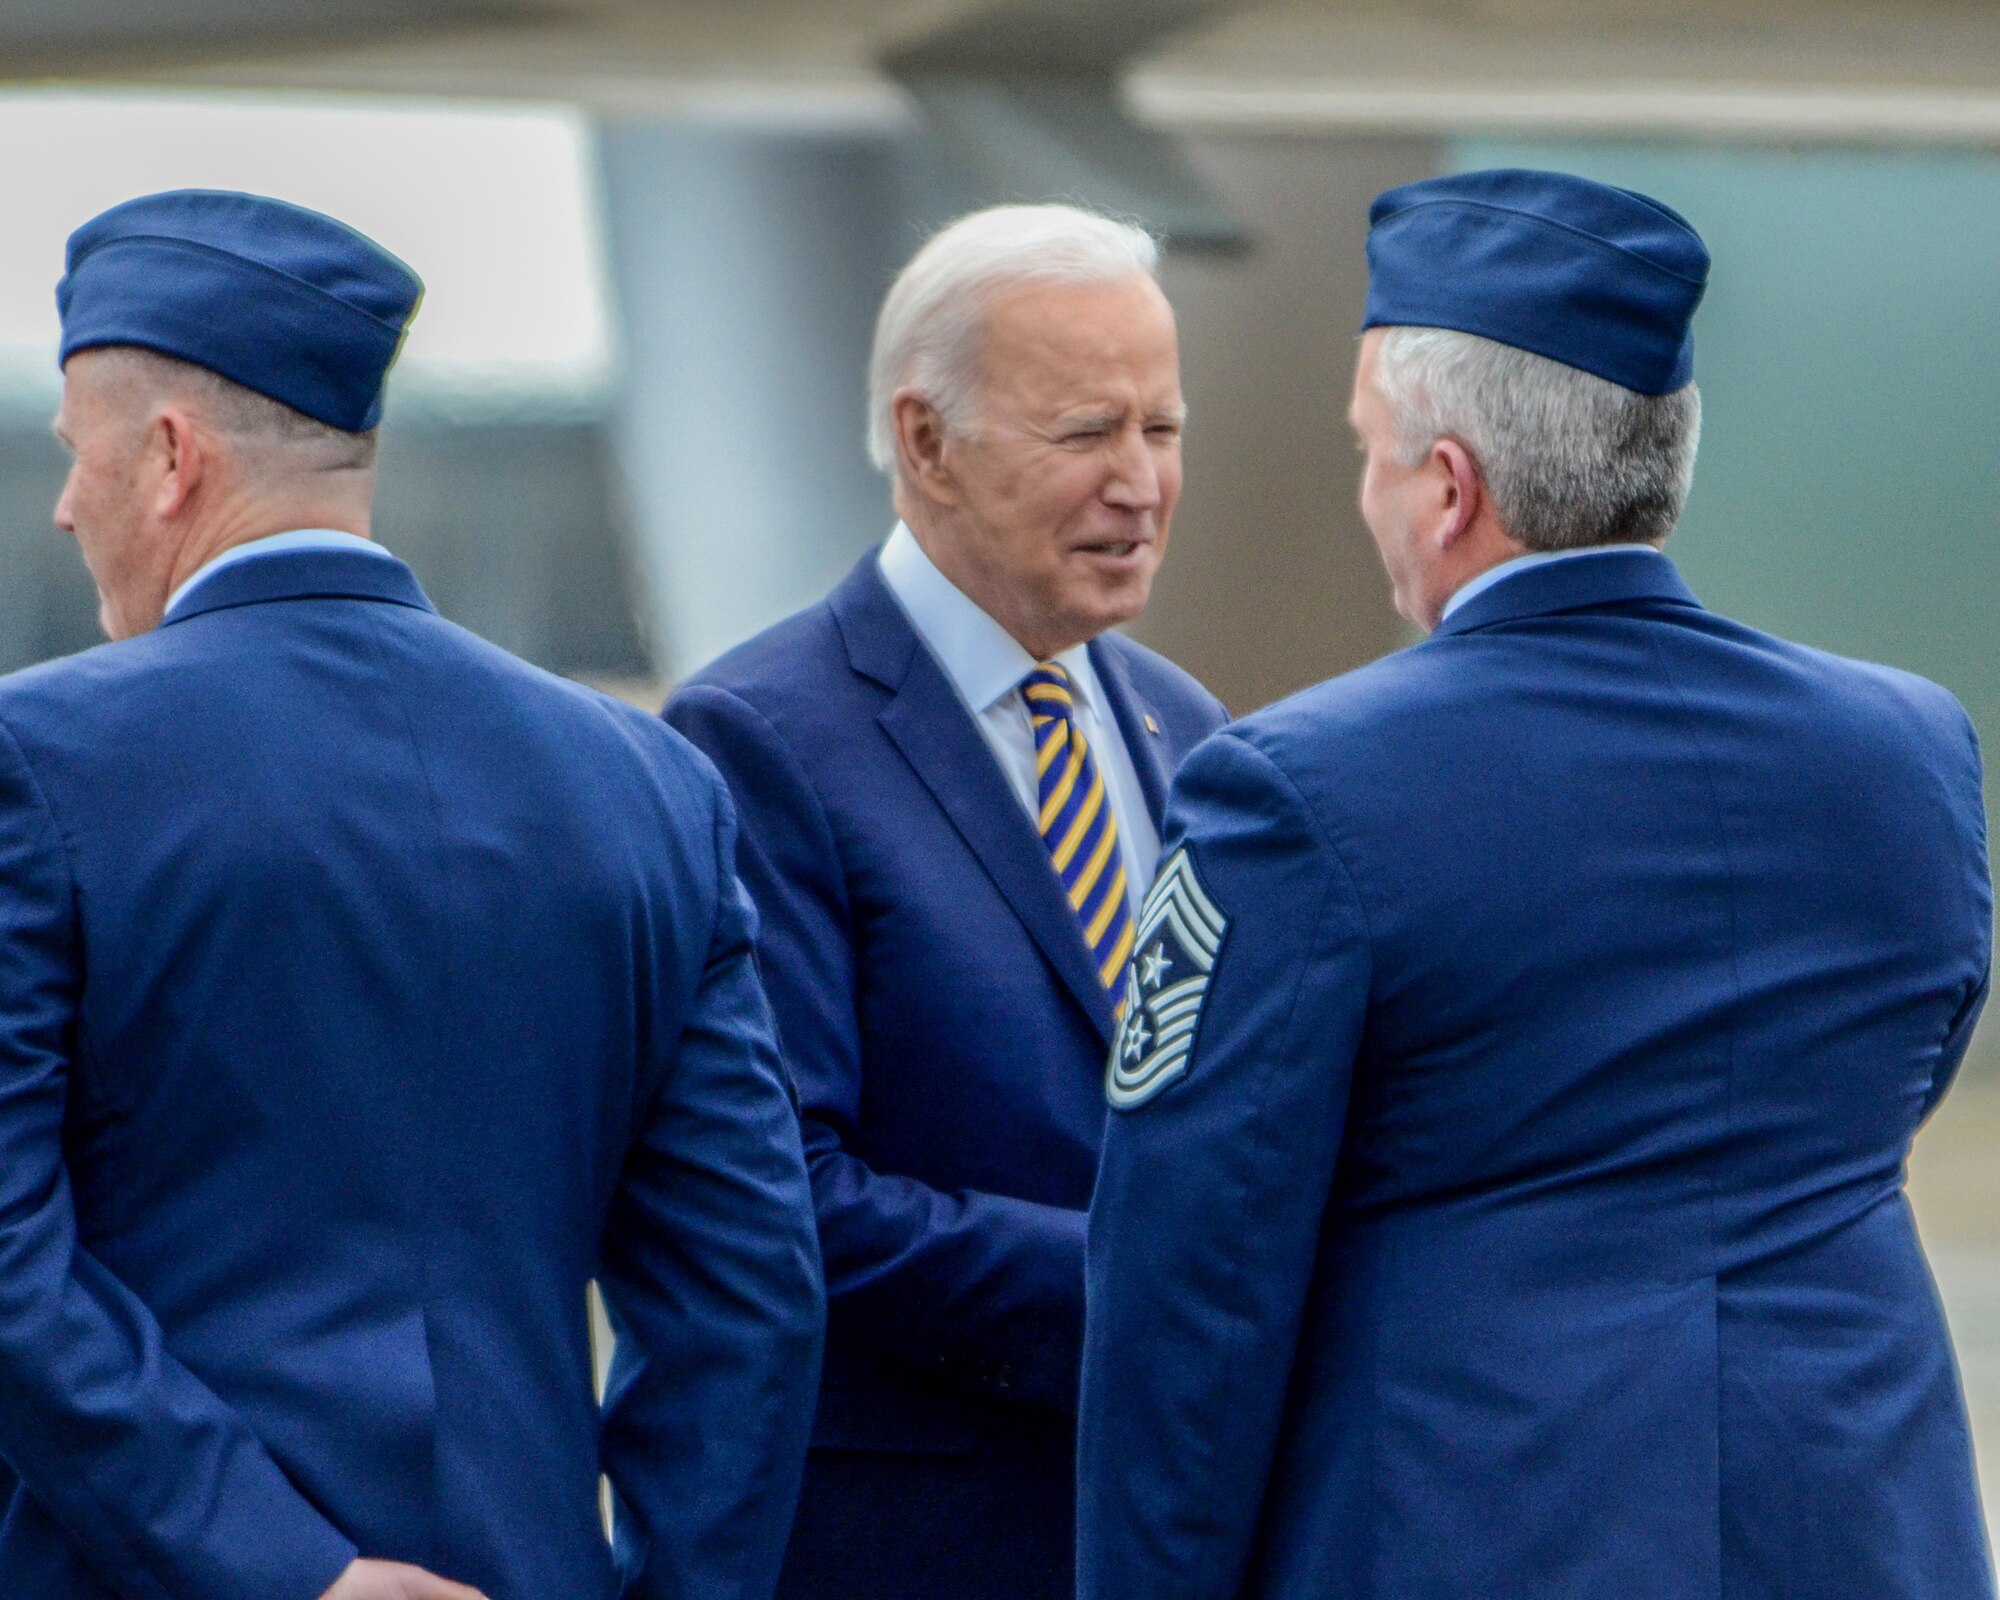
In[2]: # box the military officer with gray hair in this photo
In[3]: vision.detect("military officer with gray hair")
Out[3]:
[1079,169,1992,1600]
[668,203,1225,1600]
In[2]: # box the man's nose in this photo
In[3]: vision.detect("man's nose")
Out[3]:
[53,478,75,535]
[1103,427,1162,511]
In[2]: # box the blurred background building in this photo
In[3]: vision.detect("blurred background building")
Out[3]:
[2,0,1994,1543]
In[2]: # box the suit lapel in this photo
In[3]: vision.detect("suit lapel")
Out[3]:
[1089,636,1172,829]
[832,557,1117,1044]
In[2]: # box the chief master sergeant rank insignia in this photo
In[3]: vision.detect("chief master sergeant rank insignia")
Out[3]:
[1107,847,1230,1109]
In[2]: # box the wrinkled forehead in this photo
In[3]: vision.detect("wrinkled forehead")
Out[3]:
[973,275,1182,406]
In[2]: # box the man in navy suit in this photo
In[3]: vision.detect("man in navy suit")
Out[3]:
[0,191,823,1600]
[1079,169,1994,1599]
[666,203,1226,1600]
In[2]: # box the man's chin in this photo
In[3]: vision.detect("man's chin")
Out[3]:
[1067,580,1155,645]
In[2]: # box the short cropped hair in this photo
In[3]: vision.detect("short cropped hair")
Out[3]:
[95,346,379,471]
[1374,326,1702,551]
[867,203,1161,474]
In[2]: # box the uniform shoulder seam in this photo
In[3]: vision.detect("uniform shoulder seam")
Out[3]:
[1216,728,1374,949]
[672,682,849,910]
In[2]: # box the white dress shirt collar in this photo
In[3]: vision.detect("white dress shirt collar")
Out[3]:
[1440,542,1664,624]
[877,521,1101,714]
[166,528,393,617]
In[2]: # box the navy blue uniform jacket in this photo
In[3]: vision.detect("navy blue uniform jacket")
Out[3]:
[0,550,824,1600]
[666,553,1224,1596]
[1080,550,1993,1600]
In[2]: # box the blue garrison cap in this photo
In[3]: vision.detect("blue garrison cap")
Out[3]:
[1362,168,1709,395]
[57,190,423,432]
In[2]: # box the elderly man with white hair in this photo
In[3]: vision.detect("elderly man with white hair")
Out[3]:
[666,203,1226,1600]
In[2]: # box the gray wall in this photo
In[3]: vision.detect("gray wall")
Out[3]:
[0,402,99,665]
[372,406,650,678]
[1143,133,1437,713]
[0,395,649,679]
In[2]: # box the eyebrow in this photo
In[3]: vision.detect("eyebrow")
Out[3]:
[1055,411,1118,429]
[1055,405,1189,428]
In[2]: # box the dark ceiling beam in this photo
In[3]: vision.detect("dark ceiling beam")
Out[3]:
[882,0,1248,253]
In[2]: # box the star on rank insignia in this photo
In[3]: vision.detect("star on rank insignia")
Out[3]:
[1106,847,1229,1109]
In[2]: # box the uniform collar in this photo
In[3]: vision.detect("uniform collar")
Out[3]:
[877,521,1100,715]
[161,544,434,626]
[1440,542,1665,623]
[1431,545,1700,638]
[164,528,394,616]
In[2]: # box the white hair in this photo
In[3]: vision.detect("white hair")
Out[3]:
[867,203,1162,474]
[1374,326,1702,551]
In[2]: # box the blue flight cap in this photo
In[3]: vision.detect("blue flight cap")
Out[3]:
[1362,168,1709,395]
[57,189,423,432]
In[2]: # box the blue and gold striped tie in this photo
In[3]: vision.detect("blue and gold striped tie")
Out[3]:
[1023,662,1136,995]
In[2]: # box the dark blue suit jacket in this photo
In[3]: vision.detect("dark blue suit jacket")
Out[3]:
[666,553,1224,1595]
[0,550,824,1600]
[1081,550,1994,1600]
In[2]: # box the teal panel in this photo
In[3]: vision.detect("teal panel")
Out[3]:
[1454,140,2000,1070]
[1451,139,2000,786]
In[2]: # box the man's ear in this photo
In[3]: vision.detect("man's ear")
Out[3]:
[1429,436,1484,551]
[148,405,209,521]
[892,390,961,509]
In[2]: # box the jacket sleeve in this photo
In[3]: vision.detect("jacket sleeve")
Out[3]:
[667,683,1088,1414]
[0,721,357,1600]
[1923,700,1992,1123]
[1077,730,1371,1600]
[598,765,826,1600]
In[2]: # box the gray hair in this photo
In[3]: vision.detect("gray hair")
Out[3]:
[867,203,1161,474]
[92,346,378,472]
[1373,326,1701,551]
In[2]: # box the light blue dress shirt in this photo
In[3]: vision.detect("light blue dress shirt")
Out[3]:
[878,522,1161,916]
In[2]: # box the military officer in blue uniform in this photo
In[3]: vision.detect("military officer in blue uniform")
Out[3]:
[666,204,1226,1600]
[0,191,823,1600]
[1078,169,1994,1600]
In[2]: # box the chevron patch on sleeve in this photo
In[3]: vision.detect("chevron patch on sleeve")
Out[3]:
[1106,848,1229,1110]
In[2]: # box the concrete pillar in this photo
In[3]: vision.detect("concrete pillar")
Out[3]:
[594,123,903,681]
